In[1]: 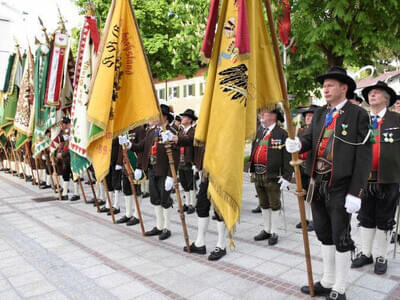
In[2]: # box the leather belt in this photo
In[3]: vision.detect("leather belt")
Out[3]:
[314,157,332,175]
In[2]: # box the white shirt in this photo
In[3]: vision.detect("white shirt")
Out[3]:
[371,107,387,120]
[328,98,347,112]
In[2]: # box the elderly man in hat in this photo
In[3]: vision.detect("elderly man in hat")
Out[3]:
[249,108,292,246]
[350,81,400,275]
[296,104,320,231]
[127,104,179,240]
[171,109,198,214]
[286,66,372,300]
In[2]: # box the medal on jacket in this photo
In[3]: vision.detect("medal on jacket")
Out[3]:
[341,123,348,136]
[383,132,394,143]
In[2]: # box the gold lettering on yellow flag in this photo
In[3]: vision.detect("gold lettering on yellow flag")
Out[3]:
[195,0,282,233]
[87,0,160,181]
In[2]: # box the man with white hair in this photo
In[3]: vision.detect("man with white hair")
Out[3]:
[351,81,400,275]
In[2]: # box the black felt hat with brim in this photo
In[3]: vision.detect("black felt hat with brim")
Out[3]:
[362,81,397,107]
[180,109,198,121]
[316,66,356,96]
[161,104,174,123]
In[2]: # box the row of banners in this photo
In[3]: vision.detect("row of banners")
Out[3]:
[0,0,284,234]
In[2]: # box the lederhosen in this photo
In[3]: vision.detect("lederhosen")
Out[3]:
[309,111,354,252]
[358,113,400,231]
[105,138,122,192]
[178,127,194,192]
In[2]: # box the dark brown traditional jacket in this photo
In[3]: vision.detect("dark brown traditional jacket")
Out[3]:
[300,101,372,197]
[177,125,195,164]
[249,124,293,181]
[132,125,179,177]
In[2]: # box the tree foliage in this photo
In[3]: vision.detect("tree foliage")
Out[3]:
[286,0,400,105]
[74,0,208,81]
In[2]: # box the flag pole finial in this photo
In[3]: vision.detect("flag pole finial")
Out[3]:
[56,5,67,33]
[38,17,50,45]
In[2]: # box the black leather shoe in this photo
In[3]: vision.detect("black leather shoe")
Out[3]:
[5,170,11,174]
[301,281,331,297]
[307,221,314,232]
[61,195,69,201]
[254,230,271,241]
[208,247,226,261]
[159,229,171,240]
[187,205,195,214]
[26,176,33,182]
[268,233,278,245]
[374,256,387,275]
[142,192,150,198]
[145,227,162,236]
[99,206,110,213]
[95,200,106,207]
[351,253,373,268]
[70,195,80,201]
[40,184,51,190]
[326,290,346,300]
[19,173,24,179]
[252,206,261,213]
[86,198,95,204]
[107,207,120,215]
[184,242,206,254]
[126,217,139,226]
[296,220,310,229]
[116,215,130,224]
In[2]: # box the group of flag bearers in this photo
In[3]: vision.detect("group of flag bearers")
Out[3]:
[1,0,400,299]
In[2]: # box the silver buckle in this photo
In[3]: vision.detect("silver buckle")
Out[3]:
[376,256,386,264]
[330,291,339,299]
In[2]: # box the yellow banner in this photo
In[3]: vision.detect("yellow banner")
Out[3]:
[195,0,282,232]
[87,0,161,181]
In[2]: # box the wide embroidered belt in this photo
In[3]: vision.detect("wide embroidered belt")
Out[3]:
[254,164,267,175]
[314,157,332,175]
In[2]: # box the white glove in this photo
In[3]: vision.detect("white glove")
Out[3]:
[192,165,198,173]
[42,155,46,160]
[134,169,143,181]
[118,135,132,149]
[11,136,15,142]
[285,137,301,153]
[345,194,361,214]
[160,130,174,143]
[63,135,70,141]
[164,176,174,191]
[115,165,123,171]
[278,177,290,191]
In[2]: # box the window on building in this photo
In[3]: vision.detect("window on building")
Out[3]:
[200,82,205,96]
[159,88,166,100]
[169,86,180,99]
[188,84,195,97]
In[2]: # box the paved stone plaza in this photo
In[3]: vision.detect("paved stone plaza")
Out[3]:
[0,172,399,300]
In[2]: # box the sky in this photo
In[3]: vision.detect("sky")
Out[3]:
[0,0,83,85]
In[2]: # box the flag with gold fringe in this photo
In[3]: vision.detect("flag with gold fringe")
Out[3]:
[14,49,35,150]
[195,0,283,236]
[0,51,23,136]
[87,0,161,182]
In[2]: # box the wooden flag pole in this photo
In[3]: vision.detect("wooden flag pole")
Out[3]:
[78,177,87,204]
[263,0,314,296]
[34,158,41,187]
[121,145,145,236]
[165,143,191,252]
[50,155,62,201]
[86,169,100,212]
[25,143,36,185]
[1,145,11,173]
[103,179,116,224]
[44,150,56,192]
[16,149,27,181]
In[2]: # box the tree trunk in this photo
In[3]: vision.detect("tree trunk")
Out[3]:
[326,53,344,67]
